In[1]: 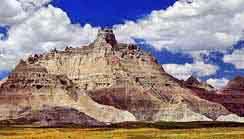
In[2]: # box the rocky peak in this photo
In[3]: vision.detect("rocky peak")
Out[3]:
[0,29,233,125]
[94,28,117,48]
[225,76,244,90]
[185,76,201,85]
[185,76,214,91]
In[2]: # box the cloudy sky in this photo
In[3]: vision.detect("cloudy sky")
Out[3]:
[0,0,244,89]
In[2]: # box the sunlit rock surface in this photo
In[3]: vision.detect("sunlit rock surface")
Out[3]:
[217,114,244,123]
[0,29,234,126]
[192,76,244,117]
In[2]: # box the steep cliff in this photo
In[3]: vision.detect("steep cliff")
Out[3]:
[0,29,232,126]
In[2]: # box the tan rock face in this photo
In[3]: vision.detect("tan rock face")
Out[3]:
[0,62,136,124]
[0,29,232,126]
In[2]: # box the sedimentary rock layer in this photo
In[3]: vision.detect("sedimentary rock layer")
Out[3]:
[0,29,236,126]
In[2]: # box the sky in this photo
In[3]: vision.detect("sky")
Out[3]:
[0,0,244,89]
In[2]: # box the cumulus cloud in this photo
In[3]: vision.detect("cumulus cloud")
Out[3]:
[18,0,51,8]
[114,0,244,51]
[162,62,218,80]
[223,49,244,69]
[0,5,98,70]
[0,0,243,82]
[207,78,229,89]
[0,0,52,26]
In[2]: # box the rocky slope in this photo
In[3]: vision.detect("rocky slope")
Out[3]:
[184,76,215,91]
[0,60,136,125]
[0,78,7,86]
[191,76,244,117]
[223,76,244,93]
[0,29,235,127]
[0,81,3,86]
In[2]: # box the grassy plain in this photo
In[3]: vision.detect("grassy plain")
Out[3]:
[0,127,244,139]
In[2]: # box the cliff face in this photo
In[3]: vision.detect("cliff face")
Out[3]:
[218,77,244,116]
[0,60,136,125]
[224,76,244,93]
[0,29,233,126]
[191,76,244,117]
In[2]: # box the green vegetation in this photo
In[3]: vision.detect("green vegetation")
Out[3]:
[0,127,244,139]
[1,122,244,139]
[110,121,244,129]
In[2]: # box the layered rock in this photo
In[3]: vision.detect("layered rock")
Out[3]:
[223,76,244,94]
[0,56,136,126]
[184,76,215,91]
[1,106,104,127]
[0,29,232,126]
[191,76,244,117]
[220,77,244,116]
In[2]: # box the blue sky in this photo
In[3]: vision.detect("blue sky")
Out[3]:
[0,0,244,88]
[0,26,8,40]
[49,0,244,82]
[51,0,177,27]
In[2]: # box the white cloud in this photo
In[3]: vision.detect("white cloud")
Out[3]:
[207,78,229,89]
[114,0,244,51]
[0,5,98,70]
[0,0,25,25]
[162,62,218,80]
[223,49,244,69]
[0,0,243,80]
[0,0,52,26]
[18,0,51,8]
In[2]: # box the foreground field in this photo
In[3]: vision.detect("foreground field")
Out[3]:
[0,127,244,139]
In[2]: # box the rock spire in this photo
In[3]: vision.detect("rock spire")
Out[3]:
[94,28,117,47]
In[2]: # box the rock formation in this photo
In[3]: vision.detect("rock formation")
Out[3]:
[191,76,244,117]
[184,76,215,91]
[223,76,244,94]
[0,81,3,86]
[0,29,237,127]
[217,114,244,123]
[0,78,7,86]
